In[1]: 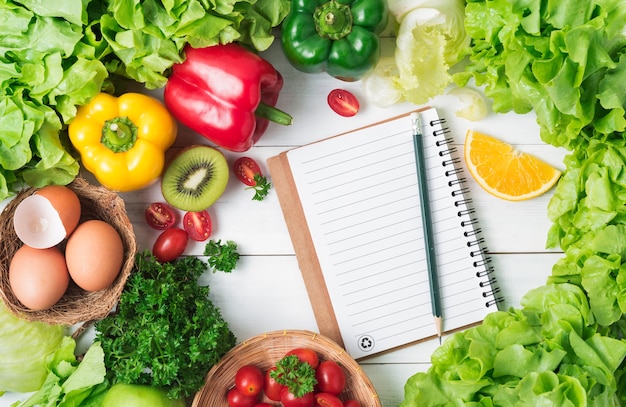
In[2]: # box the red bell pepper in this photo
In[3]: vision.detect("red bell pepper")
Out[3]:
[164,43,292,152]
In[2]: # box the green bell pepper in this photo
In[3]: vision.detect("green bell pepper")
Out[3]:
[281,0,388,81]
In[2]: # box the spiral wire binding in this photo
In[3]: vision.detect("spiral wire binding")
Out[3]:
[430,117,504,309]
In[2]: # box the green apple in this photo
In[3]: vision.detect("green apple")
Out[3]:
[101,383,186,407]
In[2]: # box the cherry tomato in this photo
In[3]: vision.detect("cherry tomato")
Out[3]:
[280,388,314,407]
[264,366,285,401]
[253,404,274,407]
[235,364,264,397]
[314,392,343,407]
[152,227,188,262]
[315,360,345,395]
[285,348,319,369]
[145,202,176,230]
[344,400,361,407]
[183,210,212,241]
[234,157,262,186]
[327,89,359,117]
[227,387,259,407]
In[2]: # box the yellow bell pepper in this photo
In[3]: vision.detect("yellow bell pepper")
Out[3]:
[69,92,177,192]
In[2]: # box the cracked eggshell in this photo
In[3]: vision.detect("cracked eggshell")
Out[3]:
[13,185,81,249]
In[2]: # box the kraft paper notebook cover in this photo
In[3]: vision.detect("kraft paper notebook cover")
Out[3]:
[268,106,503,359]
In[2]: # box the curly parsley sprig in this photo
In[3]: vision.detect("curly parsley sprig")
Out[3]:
[204,239,240,273]
[249,173,271,201]
[271,354,317,398]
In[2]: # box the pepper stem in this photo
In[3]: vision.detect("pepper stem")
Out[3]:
[255,103,293,126]
[314,0,353,40]
[101,117,138,153]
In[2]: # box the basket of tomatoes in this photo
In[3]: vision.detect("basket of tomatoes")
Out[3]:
[192,329,381,407]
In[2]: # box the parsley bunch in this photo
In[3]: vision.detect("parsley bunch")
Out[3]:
[95,250,236,399]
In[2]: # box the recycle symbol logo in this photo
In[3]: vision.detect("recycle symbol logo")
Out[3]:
[357,335,375,352]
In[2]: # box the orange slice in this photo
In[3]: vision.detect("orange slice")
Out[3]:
[464,130,561,201]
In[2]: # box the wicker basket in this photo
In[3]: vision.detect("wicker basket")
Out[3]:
[0,177,136,325]
[192,329,381,407]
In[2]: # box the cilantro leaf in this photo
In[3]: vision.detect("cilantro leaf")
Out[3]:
[204,239,240,273]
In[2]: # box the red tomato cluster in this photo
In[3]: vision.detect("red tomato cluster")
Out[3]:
[226,348,361,407]
[145,202,213,262]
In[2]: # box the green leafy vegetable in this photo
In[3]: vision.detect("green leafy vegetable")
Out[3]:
[0,0,290,200]
[100,0,290,89]
[362,0,470,106]
[15,338,109,407]
[271,354,317,398]
[456,0,626,151]
[95,250,236,399]
[0,0,103,198]
[0,300,65,394]
[204,239,240,273]
[399,284,626,406]
[250,173,271,201]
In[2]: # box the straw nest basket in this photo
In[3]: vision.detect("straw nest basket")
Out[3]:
[192,329,381,407]
[0,177,136,326]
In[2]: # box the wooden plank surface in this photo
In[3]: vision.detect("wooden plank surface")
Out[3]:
[0,40,567,406]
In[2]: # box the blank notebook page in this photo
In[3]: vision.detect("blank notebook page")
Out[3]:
[286,107,494,358]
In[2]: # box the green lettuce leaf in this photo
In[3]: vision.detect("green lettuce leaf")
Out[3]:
[458,0,626,151]
[101,0,289,89]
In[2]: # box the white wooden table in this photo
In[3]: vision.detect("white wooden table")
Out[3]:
[1,40,568,406]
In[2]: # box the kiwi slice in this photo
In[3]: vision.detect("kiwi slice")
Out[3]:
[161,145,229,211]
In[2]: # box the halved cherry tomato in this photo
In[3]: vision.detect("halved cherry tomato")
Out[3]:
[285,348,319,369]
[183,210,212,241]
[314,392,343,407]
[264,366,285,401]
[235,365,264,397]
[327,89,359,117]
[227,387,259,407]
[280,388,314,407]
[145,202,176,230]
[315,360,346,395]
[344,400,361,407]
[234,157,262,186]
[152,227,188,263]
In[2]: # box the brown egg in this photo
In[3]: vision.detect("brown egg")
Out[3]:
[65,220,124,291]
[9,245,70,310]
[13,185,81,249]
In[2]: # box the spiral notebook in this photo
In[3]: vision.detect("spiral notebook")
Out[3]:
[267,106,503,359]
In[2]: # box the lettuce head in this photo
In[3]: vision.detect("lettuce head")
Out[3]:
[0,300,65,393]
